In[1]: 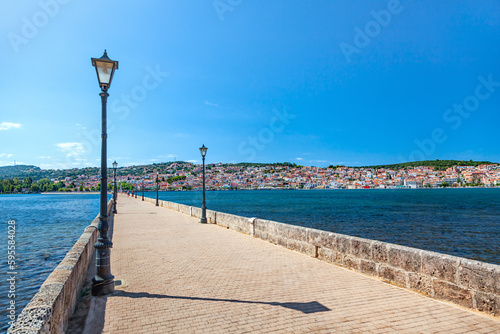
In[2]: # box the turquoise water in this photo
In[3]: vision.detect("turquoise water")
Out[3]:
[0,194,106,332]
[147,188,500,265]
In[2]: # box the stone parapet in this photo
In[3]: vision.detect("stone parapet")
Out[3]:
[8,200,115,334]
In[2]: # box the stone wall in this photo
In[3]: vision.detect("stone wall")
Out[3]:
[8,200,115,334]
[142,196,500,317]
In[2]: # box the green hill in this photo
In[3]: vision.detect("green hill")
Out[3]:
[0,165,41,179]
[0,165,102,181]
[0,162,184,180]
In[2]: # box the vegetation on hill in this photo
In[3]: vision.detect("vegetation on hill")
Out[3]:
[0,165,42,179]
[0,163,180,180]
[0,176,115,194]
[361,160,497,171]
[1,177,68,193]
[0,165,104,181]
[166,175,186,184]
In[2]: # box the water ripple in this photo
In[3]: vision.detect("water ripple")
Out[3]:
[0,194,105,332]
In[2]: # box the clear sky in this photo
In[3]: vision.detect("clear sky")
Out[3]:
[1,0,499,169]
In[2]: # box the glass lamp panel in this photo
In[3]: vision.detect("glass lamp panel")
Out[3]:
[200,146,208,157]
[96,61,114,85]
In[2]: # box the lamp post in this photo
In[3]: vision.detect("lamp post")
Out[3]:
[200,144,208,224]
[156,172,159,206]
[112,161,118,214]
[91,50,118,296]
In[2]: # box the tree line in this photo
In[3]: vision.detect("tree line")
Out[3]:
[0,177,118,194]
[0,177,61,193]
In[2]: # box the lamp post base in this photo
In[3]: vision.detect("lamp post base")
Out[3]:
[91,276,115,296]
[201,206,207,224]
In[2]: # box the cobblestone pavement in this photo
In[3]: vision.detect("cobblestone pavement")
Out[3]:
[100,195,500,333]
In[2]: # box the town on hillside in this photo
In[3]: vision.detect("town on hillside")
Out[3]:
[1,162,499,193]
[117,163,500,191]
[29,163,500,193]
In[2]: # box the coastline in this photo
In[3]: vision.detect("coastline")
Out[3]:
[0,187,497,196]
[162,186,500,192]
[41,191,103,195]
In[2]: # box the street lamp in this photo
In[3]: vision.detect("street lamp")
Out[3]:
[142,177,145,201]
[156,171,159,206]
[200,144,208,224]
[112,161,118,214]
[91,50,118,296]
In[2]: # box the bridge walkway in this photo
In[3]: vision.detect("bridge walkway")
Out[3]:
[94,195,500,333]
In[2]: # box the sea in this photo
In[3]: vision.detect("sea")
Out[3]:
[152,188,500,265]
[1,189,499,331]
[0,194,108,332]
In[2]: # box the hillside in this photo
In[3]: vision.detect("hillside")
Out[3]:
[0,161,274,180]
[362,160,497,171]
[0,162,192,180]
[0,165,101,181]
[1,160,498,180]
[0,165,41,179]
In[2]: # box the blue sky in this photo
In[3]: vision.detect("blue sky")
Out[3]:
[1,0,499,169]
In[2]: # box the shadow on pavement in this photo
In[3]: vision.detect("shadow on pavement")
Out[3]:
[113,290,331,314]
